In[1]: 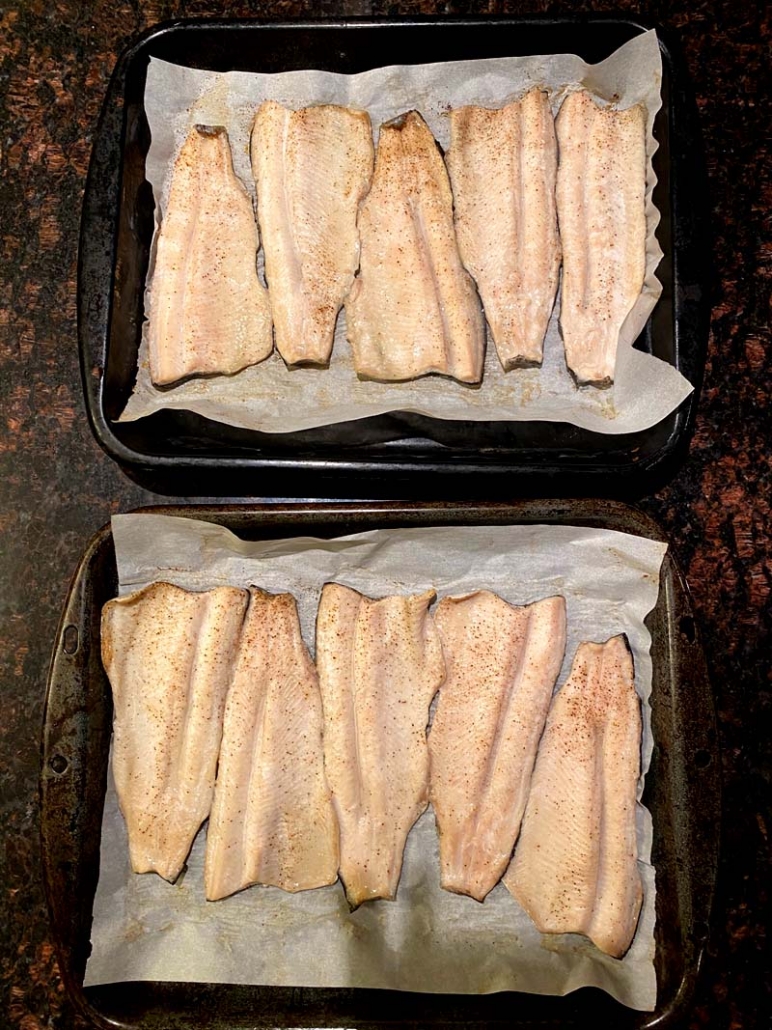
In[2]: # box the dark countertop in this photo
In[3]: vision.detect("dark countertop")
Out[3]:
[0,1,769,1027]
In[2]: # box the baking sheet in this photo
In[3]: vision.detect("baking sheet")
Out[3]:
[84,514,665,1011]
[118,30,693,436]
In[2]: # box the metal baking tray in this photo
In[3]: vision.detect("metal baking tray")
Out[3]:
[41,500,719,1029]
[78,16,710,498]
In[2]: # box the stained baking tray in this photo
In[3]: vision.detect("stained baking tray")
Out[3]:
[41,500,719,1029]
[78,16,710,499]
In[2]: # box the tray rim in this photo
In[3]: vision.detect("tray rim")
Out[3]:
[40,500,720,1030]
[76,14,710,496]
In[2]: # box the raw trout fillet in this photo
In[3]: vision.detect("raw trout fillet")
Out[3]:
[100,583,249,882]
[345,110,485,383]
[429,592,566,901]
[315,583,445,907]
[205,589,339,901]
[556,91,647,386]
[504,635,643,958]
[148,125,273,386]
[447,90,560,369]
[251,102,374,366]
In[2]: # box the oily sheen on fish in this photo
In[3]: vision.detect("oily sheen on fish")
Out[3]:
[100,583,249,882]
[205,589,339,901]
[504,635,643,958]
[447,90,561,370]
[148,126,272,386]
[346,111,485,383]
[315,583,445,907]
[251,102,374,367]
[556,91,647,386]
[429,592,566,901]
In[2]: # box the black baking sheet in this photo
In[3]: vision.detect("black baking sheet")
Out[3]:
[77,17,710,497]
[41,500,719,1029]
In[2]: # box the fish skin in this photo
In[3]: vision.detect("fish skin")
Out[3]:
[148,126,273,386]
[556,91,647,387]
[429,592,567,901]
[345,110,485,384]
[204,589,339,902]
[504,635,643,959]
[315,583,445,907]
[100,582,249,882]
[251,102,374,367]
[447,90,561,370]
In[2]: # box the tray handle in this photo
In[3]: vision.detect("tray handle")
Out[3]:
[643,557,721,1030]
[77,46,134,453]
[40,527,115,1027]
[659,25,712,399]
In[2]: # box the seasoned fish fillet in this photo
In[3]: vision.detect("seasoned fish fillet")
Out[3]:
[429,593,566,901]
[556,91,647,386]
[504,635,643,958]
[205,589,338,901]
[100,583,249,882]
[316,584,445,907]
[148,126,273,386]
[346,110,485,383]
[251,102,374,366]
[447,90,561,369]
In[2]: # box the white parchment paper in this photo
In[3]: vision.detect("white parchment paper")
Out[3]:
[84,514,665,1011]
[118,30,693,435]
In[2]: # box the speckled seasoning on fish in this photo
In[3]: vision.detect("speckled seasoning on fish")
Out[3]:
[204,588,338,901]
[504,634,643,958]
[100,582,249,882]
[556,90,647,387]
[147,126,273,386]
[447,90,561,370]
[345,110,485,383]
[315,583,445,907]
[251,102,374,367]
[429,592,566,901]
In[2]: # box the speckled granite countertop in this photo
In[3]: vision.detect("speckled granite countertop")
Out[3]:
[0,2,769,1027]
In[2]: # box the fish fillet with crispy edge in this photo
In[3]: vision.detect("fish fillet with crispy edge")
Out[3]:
[556,91,647,387]
[100,582,249,882]
[447,90,561,370]
[250,102,374,367]
[204,589,339,901]
[504,635,643,958]
[429,592,566,901]
[147,126,273,386]
[345,110,485,383]
[315,583,445,907]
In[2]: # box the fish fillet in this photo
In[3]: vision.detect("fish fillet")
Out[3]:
[345,110,485,383]
[429,592,566,901]
[148,125,273,386]
[251,102,374,366]
[447,90,561,369]
[556,91,647,386]
[504,635,643,958]
[205,589,339,901]
[315,584,445,907]
[100,583,249,882]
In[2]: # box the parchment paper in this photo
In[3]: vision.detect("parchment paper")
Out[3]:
[118,30,693,435]
[84,514,665,1011]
